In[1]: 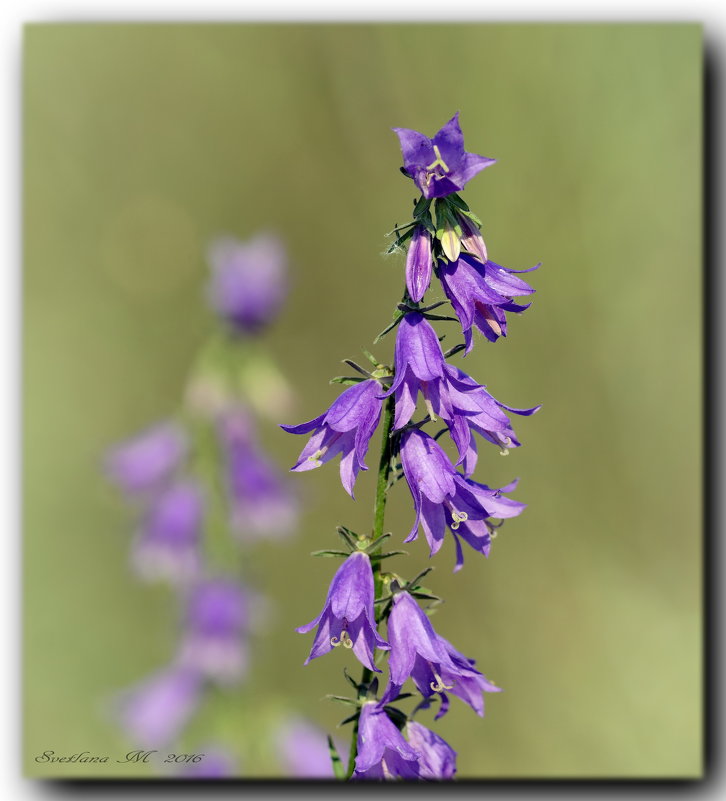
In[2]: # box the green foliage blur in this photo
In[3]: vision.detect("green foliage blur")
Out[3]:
[23,23,702,778]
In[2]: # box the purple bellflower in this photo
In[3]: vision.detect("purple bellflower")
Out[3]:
[400,428,526,571]
[281,380,383,498]
[458,214,488,264]
[296,551,389,672]
[353,702,421,780]
[382,591,501,718]
[131,480,204,584]
[381,312,479,462]
[219,407,298,540]
[207,233,288,335]
[117,668,202,749]
[438,254,538,350]
[106,422,187,495]
[178,579,251,685]
[394,113,496,200]
[405,226,433,303]
[406,721,457,780]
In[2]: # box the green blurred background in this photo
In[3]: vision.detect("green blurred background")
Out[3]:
[23,23,702,779]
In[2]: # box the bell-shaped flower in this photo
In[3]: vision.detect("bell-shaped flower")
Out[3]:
[406,721,457,779]
[405,226,433,302]
[400,429,526,571]
[296,551,389,672]
[206,233,288,335]
[394,112,496,200]
[281,380,383,498]
[219,407,298,540]
[438,254,538,351]
[105,422,187,495]
[457,213,488,263]
[178,579,252,685]
[131,480,204,584]
[353,702,421,780]
[382,592,501,718]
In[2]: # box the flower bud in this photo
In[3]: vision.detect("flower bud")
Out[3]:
[405,226,432,302]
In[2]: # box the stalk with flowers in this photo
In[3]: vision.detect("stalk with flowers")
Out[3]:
[283,113,540,780]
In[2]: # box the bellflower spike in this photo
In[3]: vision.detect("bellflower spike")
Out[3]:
[220,408,298,540]
[382,591,501,717]
[406,721,457,780]
[207,233,288,335]
[400,429,526,570]
[381,312,478,462]
[405,226,433,302]
[438,254,538,351]
[353,702,421,780]
[296,551,389,672]
[281,380,383,498]
[106,422,187,495]
[178,579,251,684]
[394,113,495,200]
[131,480,204,584]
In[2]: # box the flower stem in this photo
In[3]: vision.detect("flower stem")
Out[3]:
[345,393,395,779]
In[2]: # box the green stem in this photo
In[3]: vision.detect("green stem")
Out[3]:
[345,393,395,779]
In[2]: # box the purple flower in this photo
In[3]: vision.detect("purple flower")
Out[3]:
[281,380,383,498]
[382,592,501,717]
[353,702,421,780]
[394,113,496,200]
[178,579,251,684]
[458,214,488,263]
[438,254,538,351]
[207,233,288,334]
[381,313,478,462]
[296,551,389,672]
[105,422,187,495]
[219,407,298,540]
[276,718,345,778]
[131,480,204,584]
[405,226,433,302]
[406,721,457,780]
[179,746,237,779]
[400,429,526,571]
[116,668,202,749]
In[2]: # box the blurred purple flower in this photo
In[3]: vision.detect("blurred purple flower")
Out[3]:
[406,721,457,779]
[207,233,288,335]
[276,718,345,778]
[400,429,525,571]
[179,746,237,779]
[382,591,501,718]
[297,551,389,672]
[394,113,496,200]
[105,422,187,495]
[438,254,538,351]
[131,480,204,584]
[405,226,433,302]
[117,668,202,749]
[219,407,298,540]
[178,579,251,685]
[353,702,421,780]
[281,380,383,498]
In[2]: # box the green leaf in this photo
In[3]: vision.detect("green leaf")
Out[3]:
[330,376,365,386]
[362,349,379,367]
[325,695,359,707]
[363,532,391,554]
[343,668,360,692]
[337,526,359,550]
[311,549,350,558]
[337,712,359,727]
[369,550,408,561]
[327,735,346,780]
[383,706,408,731]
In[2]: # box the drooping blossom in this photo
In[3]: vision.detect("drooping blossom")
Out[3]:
[281,380,383,498]
[219,406,298,540]
[105,422,187,495]
[276,718,345,778]
[178,579,251,685]
[296,551,389,672]
[380,312,479,462]
[438,254,538,350]
[353,702,421,780]
[381,591,501,718]
[207,233,288,335]
[400,428,526,571]
[406,721,457,780]
[116,668,202,749]
[394,113,496,200]
[405,226,433,302]
[131,480,204,584]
